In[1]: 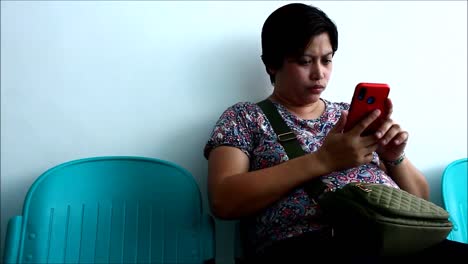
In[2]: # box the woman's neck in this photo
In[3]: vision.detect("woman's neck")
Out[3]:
[268,94,325,120]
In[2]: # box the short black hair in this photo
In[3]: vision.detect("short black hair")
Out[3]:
[261,3,338,84]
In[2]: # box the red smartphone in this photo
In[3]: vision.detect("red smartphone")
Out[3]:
[343,82,390,136]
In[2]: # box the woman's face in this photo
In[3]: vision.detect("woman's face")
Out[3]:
[271,32,334,106]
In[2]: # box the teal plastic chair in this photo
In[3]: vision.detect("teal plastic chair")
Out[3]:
[441,158,468,244]
[3,156,215,263]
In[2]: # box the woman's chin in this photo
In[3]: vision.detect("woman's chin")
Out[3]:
[304,94,322,103]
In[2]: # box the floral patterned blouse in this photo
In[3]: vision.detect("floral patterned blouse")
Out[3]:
[203,99,399,254]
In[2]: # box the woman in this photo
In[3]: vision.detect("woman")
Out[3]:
[204,3,467,262]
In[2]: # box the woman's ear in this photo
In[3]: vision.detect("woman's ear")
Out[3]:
[267,67,277,75]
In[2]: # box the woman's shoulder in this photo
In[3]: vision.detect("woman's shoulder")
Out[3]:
[212,101,267,128]
[226,101,260,111]
[323,99,350,111]
[219,101,263,118]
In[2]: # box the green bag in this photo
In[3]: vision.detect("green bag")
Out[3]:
[257,99,453,256]
[319,182,453,256]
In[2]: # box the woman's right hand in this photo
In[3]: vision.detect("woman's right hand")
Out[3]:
[316,109,382,172]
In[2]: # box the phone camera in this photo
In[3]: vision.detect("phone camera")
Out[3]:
[358,88,367,100]
[367,96,375,104]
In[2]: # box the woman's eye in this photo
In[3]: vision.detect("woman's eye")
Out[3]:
[298,59,312,65]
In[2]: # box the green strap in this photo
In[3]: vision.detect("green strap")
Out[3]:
[257,99,326,198]
[257,99,305,159]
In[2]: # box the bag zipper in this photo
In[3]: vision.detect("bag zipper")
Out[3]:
[355,183,372,193]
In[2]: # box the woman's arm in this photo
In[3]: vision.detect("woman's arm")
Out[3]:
[375,98,430,199]
[380,158,430,199]
[207,145,329,219]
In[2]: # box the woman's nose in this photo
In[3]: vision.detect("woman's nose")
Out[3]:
[309,63,324,80]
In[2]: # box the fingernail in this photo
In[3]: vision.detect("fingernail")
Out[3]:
[376,132,382,138]
[394,140,400,144]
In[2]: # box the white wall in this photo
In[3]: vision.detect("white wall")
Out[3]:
[1,1,466,263]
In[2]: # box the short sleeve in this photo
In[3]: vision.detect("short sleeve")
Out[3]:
[203,102,257,159]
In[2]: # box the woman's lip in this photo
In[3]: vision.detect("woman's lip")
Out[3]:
[309,86,324,92]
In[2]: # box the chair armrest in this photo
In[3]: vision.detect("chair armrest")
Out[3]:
[3,216,23,264]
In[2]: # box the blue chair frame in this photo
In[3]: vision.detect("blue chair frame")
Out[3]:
[441,158,467,244]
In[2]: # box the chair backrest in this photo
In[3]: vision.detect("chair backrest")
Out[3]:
[441,158,468,244]
[10,156,214,263]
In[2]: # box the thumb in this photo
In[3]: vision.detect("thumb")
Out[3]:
[331,110,348,133]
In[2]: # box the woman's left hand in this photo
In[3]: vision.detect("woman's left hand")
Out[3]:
[375,98,408,161]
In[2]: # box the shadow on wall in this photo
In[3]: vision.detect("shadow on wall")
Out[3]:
[198,36,271,263]
[153,33,270,194]
[154,36,270,263]
[156,35,270,203]
[153,121,239,264]
[423,165,447,206]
